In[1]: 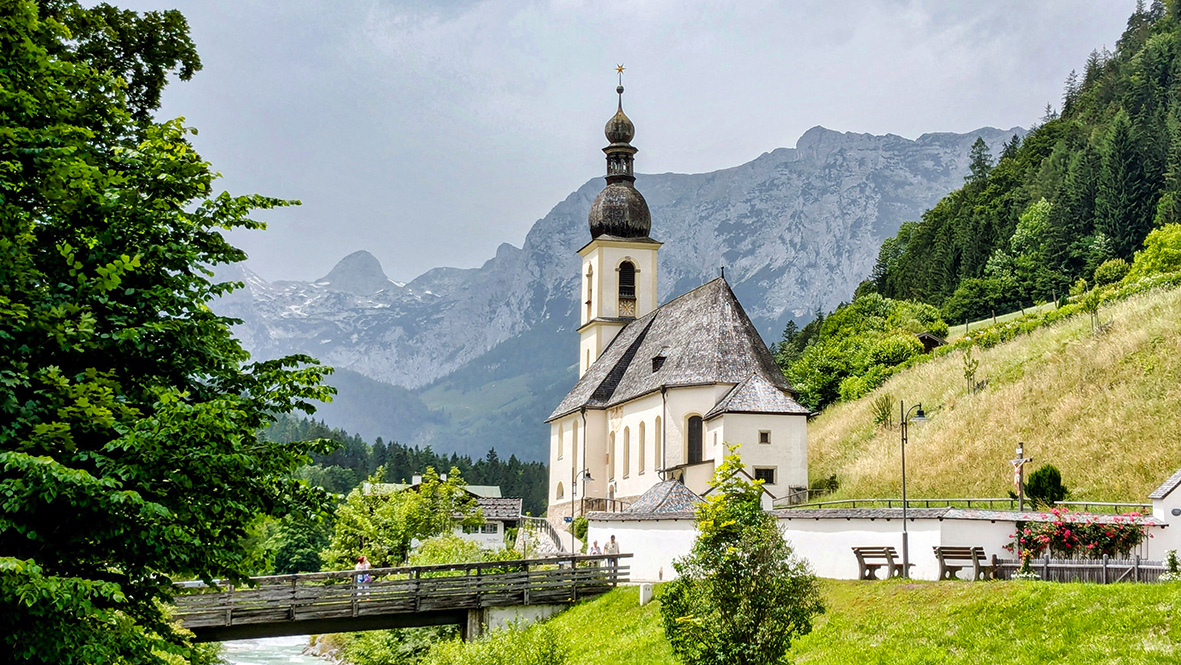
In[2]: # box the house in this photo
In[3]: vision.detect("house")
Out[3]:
[916,331,947,354]
[371,476,523,549]
[546,83,810,522]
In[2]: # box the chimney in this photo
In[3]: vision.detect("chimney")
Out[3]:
[412,474,422,485]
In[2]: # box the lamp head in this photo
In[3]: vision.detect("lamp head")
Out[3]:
[583,469,594,482]
[911,405,928,423]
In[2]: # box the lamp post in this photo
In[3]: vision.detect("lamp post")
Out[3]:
[570,468,593,522]
[900,401,928,578]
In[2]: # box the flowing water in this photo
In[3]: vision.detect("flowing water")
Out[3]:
[219,636,325,664]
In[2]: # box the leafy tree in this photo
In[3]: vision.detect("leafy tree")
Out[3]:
[272,516,333,575]
[1127,223,1181,279]
[1094,258,1130,285]
[1025,464,1070,507]
[660,450,823,665]
[0,3,335,663]
[323,467,482,568]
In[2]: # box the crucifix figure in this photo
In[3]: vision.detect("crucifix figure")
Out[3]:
[1010,441,1033,511]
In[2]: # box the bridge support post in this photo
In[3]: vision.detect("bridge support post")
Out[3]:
[462,608,485,642]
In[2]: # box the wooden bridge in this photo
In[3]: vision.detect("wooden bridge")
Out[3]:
[174,554,630,642]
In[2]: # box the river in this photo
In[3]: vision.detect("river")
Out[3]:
[219,636,325,664]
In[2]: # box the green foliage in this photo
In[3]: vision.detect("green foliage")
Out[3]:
[267,416,551,516]
[659,450,823,665]
[422,623,568,665]
[780,294,944,409]
[571,515,589,543]
[876,5,1181,315]
[870,392,895,428]
[0,3,336,662]
[338,627,458,665]
[323,467,482,568]
[1009,508,1146,558]
[1126,223,1181,280]
[1094,257,1130,285]
[1025,464,1070,507]
[271,516,332,575]
[962,347,980,394]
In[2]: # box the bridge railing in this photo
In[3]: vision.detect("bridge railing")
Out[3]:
[174,554,631,635]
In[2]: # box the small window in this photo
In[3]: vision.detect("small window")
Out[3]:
[688,416,703,464]
[759,430,771,445]
[754,467,776,485]
[558,427,564,460]
[556,482,565,500]
[481,523,499,534]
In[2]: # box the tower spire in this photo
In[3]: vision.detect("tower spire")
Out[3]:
[588,67,651,239]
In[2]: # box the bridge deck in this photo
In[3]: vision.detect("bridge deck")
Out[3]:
[174,554,630,642]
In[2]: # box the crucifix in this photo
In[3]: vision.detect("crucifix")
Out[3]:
[1010,442,1033,511]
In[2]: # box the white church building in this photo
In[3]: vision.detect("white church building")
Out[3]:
[546,83,811,521]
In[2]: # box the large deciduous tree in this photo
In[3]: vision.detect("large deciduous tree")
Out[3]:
[0,2,335,662]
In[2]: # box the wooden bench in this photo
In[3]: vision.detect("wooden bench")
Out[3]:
[852,546,912,580]
[933,546,994,581]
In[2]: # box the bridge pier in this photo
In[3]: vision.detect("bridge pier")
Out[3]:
[462,604,566,641]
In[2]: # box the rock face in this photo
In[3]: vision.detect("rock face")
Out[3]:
[216,125,1022,459]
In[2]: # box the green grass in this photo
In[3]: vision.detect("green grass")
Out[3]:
[945,300,1059,341]
[458,581,1181,664]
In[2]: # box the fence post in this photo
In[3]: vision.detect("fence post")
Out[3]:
[225,583,234,627]
[1103,554,1109,584]
[1135,555,1141,583]
[1043,555,1050,581]
[289,574,297,621]
[414,568,421,612]
[523,562,530,606]
[571,556,578,603]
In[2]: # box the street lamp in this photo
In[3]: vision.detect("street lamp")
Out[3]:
[900,401,928,578]
[570,468,594,522]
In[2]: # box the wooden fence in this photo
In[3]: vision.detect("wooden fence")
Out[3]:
[174,554,629,639]
[991,555,1166,583]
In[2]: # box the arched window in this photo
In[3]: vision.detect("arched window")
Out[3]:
[557,425,564,460]
[585,266,594,320]
[638,422,646,474]
[687,416,703,464]
[618,261,636,317]
[609,432,616,481]
[623,427,631,478]
[572,420,579,466]
[556,482,565,500]
[655,416,662,470]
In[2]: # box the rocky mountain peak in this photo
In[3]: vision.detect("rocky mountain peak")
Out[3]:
[318,250,395,295]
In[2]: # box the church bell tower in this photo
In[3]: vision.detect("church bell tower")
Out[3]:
[578,72,661,376]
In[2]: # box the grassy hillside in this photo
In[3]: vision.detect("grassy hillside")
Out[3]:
[440,580,1181,664]
[807,284,1181,502]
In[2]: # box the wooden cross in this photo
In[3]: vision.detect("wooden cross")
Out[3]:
[1010,442,1033,511]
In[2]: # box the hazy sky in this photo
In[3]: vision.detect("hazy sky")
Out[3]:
[124,0,1135,283]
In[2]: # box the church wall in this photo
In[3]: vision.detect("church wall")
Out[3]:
[586,517,697,582]
[582,243,658,319]
[605,392,665,501]
[663,384,737,469]
[716,413,809,498]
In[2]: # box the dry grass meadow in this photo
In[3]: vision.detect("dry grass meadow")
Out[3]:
[807,284,1181,503]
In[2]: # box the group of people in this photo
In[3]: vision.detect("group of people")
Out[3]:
[588,534,619,556]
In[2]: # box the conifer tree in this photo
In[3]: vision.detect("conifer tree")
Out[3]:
[1096,110,1155,258]
[966,137,993,184]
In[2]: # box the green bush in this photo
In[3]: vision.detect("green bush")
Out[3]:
[1126,223,1181,281]
[571,515,588,543]
[660,452,823,665]
[1093,258,1129,286]
[1025,464,1069,507]
[422,623,567,665]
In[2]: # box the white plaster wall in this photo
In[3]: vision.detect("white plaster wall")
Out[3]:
[483,604,565,632]
[580,242,659,320]
[608,393,664,499]
[1152,492,1181,559]
[664,384,735,469]
[778,517,943,580]
[716,413,808,494]
[587,518,698,582]
[453,522,505,549]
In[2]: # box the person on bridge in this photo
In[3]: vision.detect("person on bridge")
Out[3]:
[355,555,372,596]
[590,540,602,555]
[604,535,620,555]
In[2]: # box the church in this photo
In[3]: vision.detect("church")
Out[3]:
[546,82,811,521]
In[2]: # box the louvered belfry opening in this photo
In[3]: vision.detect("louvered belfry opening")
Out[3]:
[618,261,636,317]
[688,416,703,464]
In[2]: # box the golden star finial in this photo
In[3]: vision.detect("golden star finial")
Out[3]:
[616,64,625,85]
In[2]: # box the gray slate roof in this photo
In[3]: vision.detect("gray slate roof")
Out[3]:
[477,497,523,521]
[705,373,810,419]
[548,278,795,421]
[1150,468,1181,500]
[626,481,704,514]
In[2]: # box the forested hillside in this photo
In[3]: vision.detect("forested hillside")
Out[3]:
[263,416,549,515]
[873,1,1181,321]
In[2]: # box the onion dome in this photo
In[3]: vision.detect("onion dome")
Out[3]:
[588,82,652,239]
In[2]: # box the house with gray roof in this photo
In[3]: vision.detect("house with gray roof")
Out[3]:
[546,84,810,522]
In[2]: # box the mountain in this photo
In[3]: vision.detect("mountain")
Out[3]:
[215,124,1023,460]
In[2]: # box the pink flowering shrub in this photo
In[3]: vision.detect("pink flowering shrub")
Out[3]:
[1006,508,1148,559]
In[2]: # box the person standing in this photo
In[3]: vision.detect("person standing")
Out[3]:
[604,535,620,555]
[355,555,372,596]
[590,540,602,555]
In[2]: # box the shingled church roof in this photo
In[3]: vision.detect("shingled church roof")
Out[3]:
[705,373,809,419]
[548,278,800,421]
